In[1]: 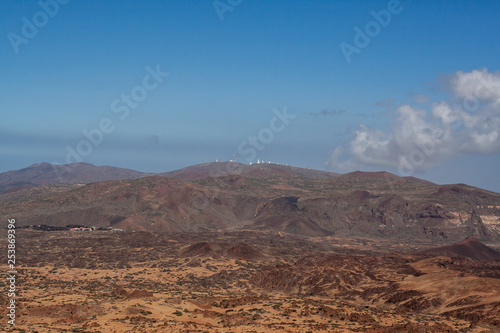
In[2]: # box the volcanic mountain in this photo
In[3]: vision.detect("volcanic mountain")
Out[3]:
[0,162,150,194]
[0,161,338,194]
[159,161,340,180]
[416,237,500,260]
[1,161,499,241]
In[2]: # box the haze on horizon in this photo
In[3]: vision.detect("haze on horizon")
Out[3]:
[1,0,500,192]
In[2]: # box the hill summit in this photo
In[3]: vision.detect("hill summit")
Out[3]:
[416,237,500,260]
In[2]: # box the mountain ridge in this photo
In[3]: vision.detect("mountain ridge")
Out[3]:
[0,161,439,194]
[0,162,151,194]
[1,161,499,242]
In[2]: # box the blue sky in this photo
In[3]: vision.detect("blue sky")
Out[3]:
[1,0,500,192]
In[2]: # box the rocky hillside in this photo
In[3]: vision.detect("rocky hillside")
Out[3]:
[1,162,499,242]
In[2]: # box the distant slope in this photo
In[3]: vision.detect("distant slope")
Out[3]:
[0,176,249,232]
[1,168,500,241]
[1,161,434,195]
[0,161,338,194]
[416,237,500,260]
[160,161,340,180]
[339,171,435,185]
[0,162,150,194]
[402,176,436,186]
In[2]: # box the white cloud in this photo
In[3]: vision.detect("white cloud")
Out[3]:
[447,69,500,102]
[327,69,500,175]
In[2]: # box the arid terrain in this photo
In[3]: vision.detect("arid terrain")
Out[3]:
[1,229,500,332]
[1,162,500,332]
[1,162,500,242]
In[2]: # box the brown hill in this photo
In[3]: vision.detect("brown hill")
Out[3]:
[182,242,222,257]
[340,170,435,185]
[0,161,338,194]
[0,176,248,232]
[402,176,436,185]
[1,162,500,241]
[181,242,264,260]
[161,161,339,181]
[416,237,500,260]
[341,170,401,181]
[0,162,150,194]
[226,243,265,260]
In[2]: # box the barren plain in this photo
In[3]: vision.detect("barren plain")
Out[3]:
[1,230,500,332]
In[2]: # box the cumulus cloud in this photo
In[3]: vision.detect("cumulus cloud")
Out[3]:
[446,69,500,102]
[326,69,500,175]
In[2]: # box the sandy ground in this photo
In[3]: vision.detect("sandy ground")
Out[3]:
[0,230,499,332]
